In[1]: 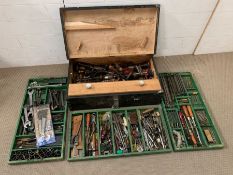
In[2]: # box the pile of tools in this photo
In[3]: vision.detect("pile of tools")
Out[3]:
[12,80,66,161]
[141,109,167,150]
[16,135,62,149]
[73,61,154,83]
[70,108,170,158]
[85,113,98,156]
[160,73,218,149]
[71,115,83,158]
[128,111,144,152]
[10,147,61,161]
[21,89,37,135]
[196,110,216,144]
[178,105,202,146]
[48,89,66,111]
[99,112,113,155]
[112,112,131,154]
[21,88,65,136]
[160,74,186,107]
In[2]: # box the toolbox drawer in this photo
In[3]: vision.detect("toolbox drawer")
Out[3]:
[60,5,162,106]
[67,58,162,97]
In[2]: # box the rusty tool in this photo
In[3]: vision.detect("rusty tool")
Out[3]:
[71,115,83,158]
[85,113,91,155]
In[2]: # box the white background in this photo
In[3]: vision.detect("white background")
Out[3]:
[0,0,232,68]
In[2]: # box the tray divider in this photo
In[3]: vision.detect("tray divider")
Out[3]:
[125,110,133,152]
[96,112,101,156]
[109,111,116,154]
[136,109,147,151]
[81,113,85,157]
[189,103,208,146]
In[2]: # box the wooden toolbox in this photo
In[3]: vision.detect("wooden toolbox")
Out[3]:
[60,5,162,110]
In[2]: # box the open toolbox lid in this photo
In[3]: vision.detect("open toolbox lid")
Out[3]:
[60,5,160,61]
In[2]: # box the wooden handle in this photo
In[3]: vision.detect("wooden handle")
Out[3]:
[178,111,186,127]
[181,106,189,117]
[190,132,197,145]
[187,106,193,117]
[86,113,91,127]
[72,115,82,139]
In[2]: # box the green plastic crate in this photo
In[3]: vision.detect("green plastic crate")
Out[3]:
[68,105,172,161]
[8,77,67,164]
[159,72,224,151]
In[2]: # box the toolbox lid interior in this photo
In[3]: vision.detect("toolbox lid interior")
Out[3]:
[60,5,160,60]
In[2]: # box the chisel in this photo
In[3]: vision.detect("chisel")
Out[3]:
[187,105,202,145]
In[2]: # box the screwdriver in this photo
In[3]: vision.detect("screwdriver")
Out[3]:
[178,111,197,146]
[86,113,91,155]
[91,114,97,156]
[187,105,202,145]
[181,106,194,132]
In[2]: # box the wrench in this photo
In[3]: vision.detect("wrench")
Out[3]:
[23,107,32,129]
[28,89,34,106]
[38,109,48,136]
[21,116,26,134]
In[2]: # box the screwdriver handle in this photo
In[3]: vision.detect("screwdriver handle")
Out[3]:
[86,113,91,128]
[182,106,189,117]
[187,106,193,117]
[178,112,186,127]
[190,131,197,145]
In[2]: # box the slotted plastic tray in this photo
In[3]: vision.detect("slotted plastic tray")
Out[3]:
[68,105,172,161]
[159,72,224,151]
[9,77,67,164]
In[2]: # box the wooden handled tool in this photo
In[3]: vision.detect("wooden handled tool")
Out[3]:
[86,113,91,127]
[204,129,214,143]
[71,115,83,157]
[187,106,194,117]
[85,113,91,154]
[189,132,197,145]
[187,105,202,145]
[181,106,194,130]
[178,111,197,146]
[72,115,83,140]
[182,105,189,117]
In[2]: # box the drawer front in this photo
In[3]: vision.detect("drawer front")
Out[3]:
[68,79,161,97]
[68,95,114,110]
[119,93,163,107]
[68,92,162,110]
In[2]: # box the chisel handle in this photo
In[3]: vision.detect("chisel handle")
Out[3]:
[182,105,189,117]
[190,131,197,145]
[187,106,193,117]
[178,111,186,127]
[86,113,91,127]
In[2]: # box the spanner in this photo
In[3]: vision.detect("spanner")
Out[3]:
[23,107,32,129]
[28,89,34,106]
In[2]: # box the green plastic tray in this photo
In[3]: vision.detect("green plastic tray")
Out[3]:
[159,72,224,151]
[8,77,67,164]
[68,105,172,161]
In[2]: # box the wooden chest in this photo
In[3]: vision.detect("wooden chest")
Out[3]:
[60,5,162,110]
